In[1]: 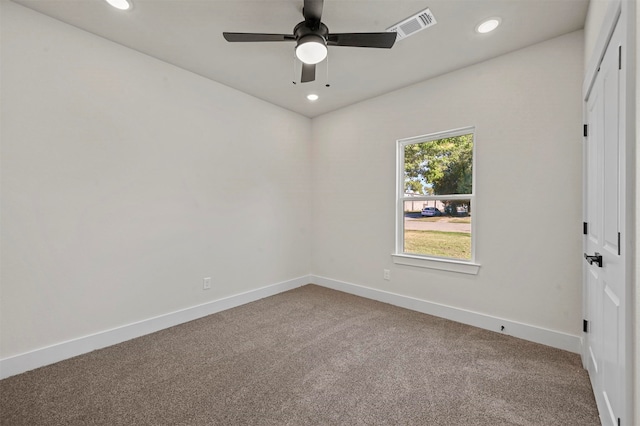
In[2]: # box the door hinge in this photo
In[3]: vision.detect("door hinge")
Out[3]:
[618,46,622,70]
[583,319,588,333]
[618,232,621,255]
[583,222,588,235]
[583,124,588,137]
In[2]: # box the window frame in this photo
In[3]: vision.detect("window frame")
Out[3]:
[393,126,480,275]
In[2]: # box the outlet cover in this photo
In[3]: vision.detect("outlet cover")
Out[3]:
[383,269,391,280]
[203,277,212,290]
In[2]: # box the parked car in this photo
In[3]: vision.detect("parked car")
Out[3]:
[421,207,442,217]
[444,205,469,217]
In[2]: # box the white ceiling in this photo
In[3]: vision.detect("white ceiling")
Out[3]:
[11,0,589,118]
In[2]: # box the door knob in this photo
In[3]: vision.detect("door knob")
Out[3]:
[584,252,603,267]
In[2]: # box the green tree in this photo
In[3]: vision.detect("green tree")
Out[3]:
[404,180,423,194]
[404,134,473,213]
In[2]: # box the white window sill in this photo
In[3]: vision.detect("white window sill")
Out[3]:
[392,254,481,275]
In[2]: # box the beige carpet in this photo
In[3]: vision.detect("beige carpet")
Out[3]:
[0,284,599,425]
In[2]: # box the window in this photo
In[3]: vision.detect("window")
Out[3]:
[393,127,479,274]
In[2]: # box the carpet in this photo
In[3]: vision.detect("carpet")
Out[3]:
[0,284,600,425]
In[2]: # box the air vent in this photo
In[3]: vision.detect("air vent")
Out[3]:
[386,8,437,41]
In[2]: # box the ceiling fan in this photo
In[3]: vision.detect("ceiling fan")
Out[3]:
[223,0,397,83]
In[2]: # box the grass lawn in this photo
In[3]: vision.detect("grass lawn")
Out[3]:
[448,217,471,224]
[404,230,471,260]
[413,217,442,222]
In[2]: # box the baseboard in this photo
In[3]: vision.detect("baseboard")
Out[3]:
[311,275,583,354]
[1,274,583,379]
[0,275,311,380]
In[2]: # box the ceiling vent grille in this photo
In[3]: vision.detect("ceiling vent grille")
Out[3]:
[386,8,437,41]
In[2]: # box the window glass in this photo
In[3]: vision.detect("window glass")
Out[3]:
[403,199,471,260]
[404,134,473,196]
[397,129,474,263]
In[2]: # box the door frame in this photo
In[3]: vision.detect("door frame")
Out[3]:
[582,0,636,424]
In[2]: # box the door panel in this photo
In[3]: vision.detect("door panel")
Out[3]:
[602,282,621,425]
[586,268,601,375]
[602,56,620,256]
[586,88,601,246]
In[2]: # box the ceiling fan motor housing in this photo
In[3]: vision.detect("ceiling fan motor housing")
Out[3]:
[294,21,329,45]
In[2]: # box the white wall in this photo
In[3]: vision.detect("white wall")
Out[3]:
[311,31,584,336]
[0,1,311,359]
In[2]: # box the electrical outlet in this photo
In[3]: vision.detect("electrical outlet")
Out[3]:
[383,269,390,280]
[203,277,212,290]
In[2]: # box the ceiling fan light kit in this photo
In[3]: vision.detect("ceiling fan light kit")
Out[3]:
[223,0,396,83]
[296,36,328,64]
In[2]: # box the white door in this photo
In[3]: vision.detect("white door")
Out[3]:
[583,18,626,426]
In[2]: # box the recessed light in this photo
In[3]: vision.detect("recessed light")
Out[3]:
[105,0,131,10]
[476,18,501,34]
[307,94,319,101]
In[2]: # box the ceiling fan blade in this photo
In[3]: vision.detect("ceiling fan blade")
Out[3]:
[327,32,397,48]
[223,32,295,42]
[303,0,323,24]
[301,63,316,83]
